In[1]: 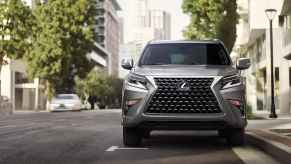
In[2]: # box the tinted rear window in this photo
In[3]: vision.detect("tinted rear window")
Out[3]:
[139,43,231,66]
[55,95,75,100]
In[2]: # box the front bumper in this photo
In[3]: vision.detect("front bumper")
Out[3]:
[122,76,247,130]
[50,104,81,112]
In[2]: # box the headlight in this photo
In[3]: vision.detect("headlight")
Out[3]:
[126,73,148,90]
[221,74,241,89]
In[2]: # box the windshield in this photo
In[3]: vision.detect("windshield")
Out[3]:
[54,95,77,100]
[139,43,231,66]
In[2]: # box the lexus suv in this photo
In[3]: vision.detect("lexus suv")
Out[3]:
[121,40,250,147]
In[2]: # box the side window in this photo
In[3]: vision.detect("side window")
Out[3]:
[217,48,228,65]
[207,44,229,65]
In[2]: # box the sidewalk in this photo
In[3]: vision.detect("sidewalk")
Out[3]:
[247,113,291,164]
[0,101,12,116]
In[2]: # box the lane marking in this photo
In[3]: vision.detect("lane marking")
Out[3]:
[106,146,119,152]
[106,146,149,152]
[0,125,18,129]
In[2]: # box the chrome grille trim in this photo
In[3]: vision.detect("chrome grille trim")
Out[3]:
[146,77,222,114]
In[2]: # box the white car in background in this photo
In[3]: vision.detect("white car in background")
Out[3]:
[49,94,82,112]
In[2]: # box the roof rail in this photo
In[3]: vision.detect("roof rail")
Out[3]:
[147,40,155,44]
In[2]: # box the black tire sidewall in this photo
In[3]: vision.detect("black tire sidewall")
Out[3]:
[123,127,142,147]
[227,128,245,146]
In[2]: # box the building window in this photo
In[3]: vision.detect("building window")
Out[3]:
[279,15,285,27]
[288,13,291,29]
[283,12,291,46]
[256,38,263,61]
[275,67,279,81]
[275,67,280,94]
[15,72,33,84]
[275,67,280,108]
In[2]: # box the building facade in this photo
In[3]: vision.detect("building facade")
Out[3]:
[133,0,171,42]
[147,10,171,40]
[279,0,291,113]
[234,0,291,114]
[118,0,171,78]
[96,0,121,76]
[0,48,109,111]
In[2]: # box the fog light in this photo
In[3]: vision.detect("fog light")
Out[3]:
[126,99,141,108]
[228,99,242,109]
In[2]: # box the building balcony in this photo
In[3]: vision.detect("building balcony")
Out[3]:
[96,2,104,8]
[96,35,105,44]
[95,26,105,34]
[87,42,109,67]
[96,8,106,16]
[97,17,105,24]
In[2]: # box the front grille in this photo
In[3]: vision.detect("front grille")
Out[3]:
[146,78,221,114]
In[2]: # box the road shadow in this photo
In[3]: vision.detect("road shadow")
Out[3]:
[143,130,227,148]
[101,130,244,164]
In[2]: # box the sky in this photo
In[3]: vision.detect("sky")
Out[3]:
[117,0,190,41]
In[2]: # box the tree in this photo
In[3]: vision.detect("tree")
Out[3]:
[75,70,117,109]
[182,0,239,52]
[0,0,33,95]
[26,0,98,99]
[107,76,123,107]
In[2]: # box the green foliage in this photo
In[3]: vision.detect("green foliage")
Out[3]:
[0,0,33,97]
[106,76,123,108]
[182,0,239,52]
[246,104,253,119]
[0,0,33,66]
[75,70,123,108]
[26,0,98,99]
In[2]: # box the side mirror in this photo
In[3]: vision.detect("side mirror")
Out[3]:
[236,58,251,70]
[121,58,134,70]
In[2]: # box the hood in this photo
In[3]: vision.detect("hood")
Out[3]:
[132,65,238,77]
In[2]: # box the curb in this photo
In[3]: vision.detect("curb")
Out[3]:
[246,132,291,164]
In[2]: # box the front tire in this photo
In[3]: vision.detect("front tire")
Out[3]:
[123,127,142,147]
[218,129,228,137]
[227,128,245,146]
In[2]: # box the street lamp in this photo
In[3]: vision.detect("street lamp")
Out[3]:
[265,8,278,118]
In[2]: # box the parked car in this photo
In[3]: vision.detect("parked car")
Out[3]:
[121,40,250,146]
[49,94,82,112]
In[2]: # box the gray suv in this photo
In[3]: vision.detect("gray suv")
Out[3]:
[121,40,250,147]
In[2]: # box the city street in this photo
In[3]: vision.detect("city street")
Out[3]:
[1,0,291,163]
[0,110,279,164]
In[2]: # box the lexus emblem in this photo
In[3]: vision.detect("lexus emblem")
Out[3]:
[177,81,190,91]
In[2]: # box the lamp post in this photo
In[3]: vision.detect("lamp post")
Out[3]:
[265,9,278,118]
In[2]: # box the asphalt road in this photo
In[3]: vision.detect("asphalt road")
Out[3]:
[0,110,279,164]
